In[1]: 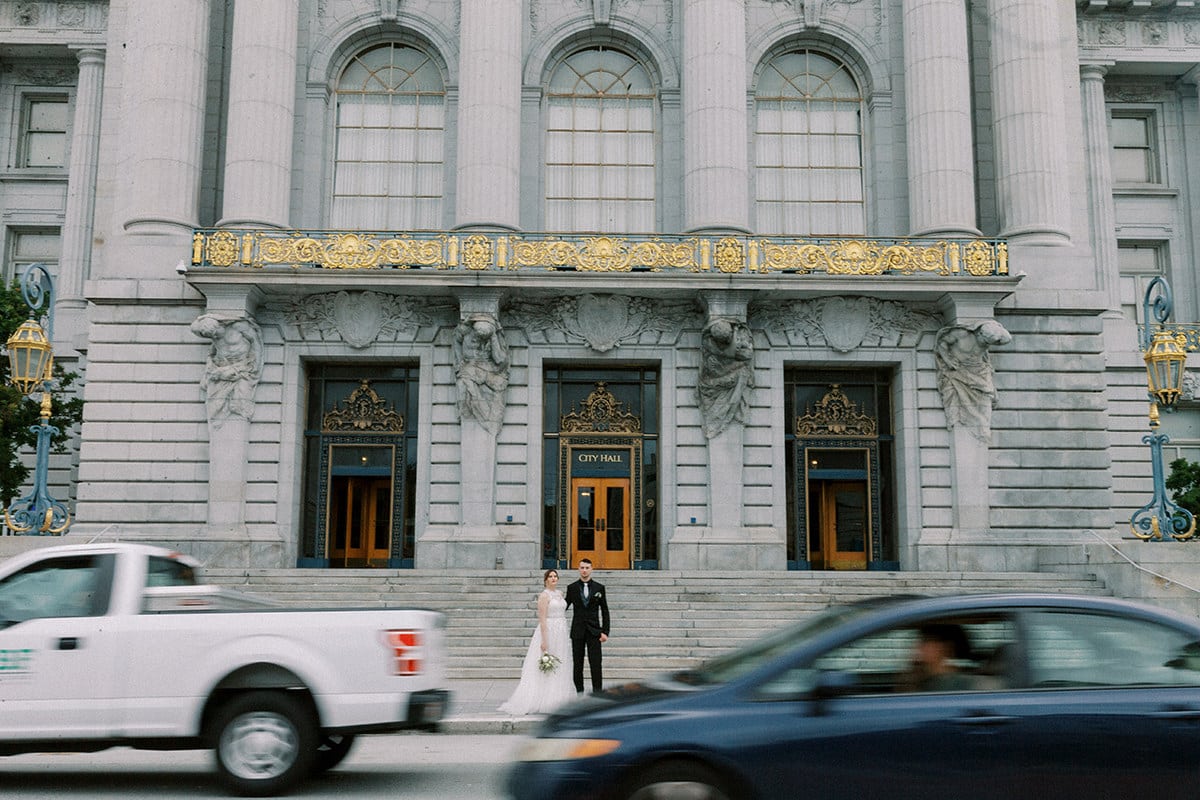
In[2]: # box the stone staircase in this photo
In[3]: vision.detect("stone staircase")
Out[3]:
[203,568,1111,681]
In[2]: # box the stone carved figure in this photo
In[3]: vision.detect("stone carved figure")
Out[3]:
[453,313,510,435]
[934,320,1012,441]
[698,318,755,439]
[190,314,264,427]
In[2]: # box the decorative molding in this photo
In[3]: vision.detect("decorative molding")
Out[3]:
[504,293,696,352]
[322,379,405,433]
[750,296,940,353]
[285,290,452,348]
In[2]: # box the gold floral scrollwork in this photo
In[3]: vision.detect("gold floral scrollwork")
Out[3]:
[714,238,745,273]
[577,237,633,271]
[322,379,405,433]
[323,233,381,269]
[561,382,642,433]
[376,237,447,269]
[796,385,877,438]
[206,231,239,267]
[828,240,884,275]
[462,235,494,270]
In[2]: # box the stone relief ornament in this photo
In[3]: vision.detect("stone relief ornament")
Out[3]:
[190,314,264,428]
[453,313,510,436]
[934,320,1012,442]
[285,290,451,348]
[750,296,940,353]
[698,318,755,439]
[505,294,696,353]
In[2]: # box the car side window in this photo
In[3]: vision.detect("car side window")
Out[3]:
[0,554,115,625]
[1024,610,1200,688]
[798,615,1018,696]
[145,556,198,587]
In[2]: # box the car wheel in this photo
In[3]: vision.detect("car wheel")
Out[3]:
[312,733,356,774]
[624,760,735,800]
[212,691,317,797]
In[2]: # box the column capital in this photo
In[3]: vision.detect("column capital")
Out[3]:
[1079,61,1113,81]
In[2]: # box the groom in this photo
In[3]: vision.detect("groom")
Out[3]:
[565,558,610,693]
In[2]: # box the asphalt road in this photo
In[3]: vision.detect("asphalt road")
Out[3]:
[0,733,523,799]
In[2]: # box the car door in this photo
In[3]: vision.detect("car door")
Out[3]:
[1000,608,1200,800]
[0,553,122,738]
[745,613,1028,800]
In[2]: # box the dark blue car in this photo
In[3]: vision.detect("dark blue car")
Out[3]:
[506,593,1200,800]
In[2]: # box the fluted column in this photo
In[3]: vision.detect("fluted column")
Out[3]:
[55,47,104,344]
[682,0,749,233]
[455,0,522,230]
[218,0,298,229]
[986,0,1070,244]
[1080,63,1119,309]
[903,0,979,237]
[120,0,210,234]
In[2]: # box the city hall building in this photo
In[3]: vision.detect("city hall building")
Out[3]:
[1,0,1198,580]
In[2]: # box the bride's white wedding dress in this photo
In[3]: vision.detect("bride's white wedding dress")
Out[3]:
[499,589,576,715]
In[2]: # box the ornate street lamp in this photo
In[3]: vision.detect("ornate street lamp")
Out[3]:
[1131,276,1195,541]
[3,263,71,534]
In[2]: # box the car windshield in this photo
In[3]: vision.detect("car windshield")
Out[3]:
[675,600,885,686]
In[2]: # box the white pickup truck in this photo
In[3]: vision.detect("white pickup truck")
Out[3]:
[0,542,451,796]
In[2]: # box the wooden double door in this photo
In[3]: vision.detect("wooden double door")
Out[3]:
[328,476,393,567]
[808,479,869,570]
[570,477,631,570]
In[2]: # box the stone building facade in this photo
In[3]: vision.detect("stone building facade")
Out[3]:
[1,0,1198,577]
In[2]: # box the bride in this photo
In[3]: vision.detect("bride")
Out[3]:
[499,569,576,715]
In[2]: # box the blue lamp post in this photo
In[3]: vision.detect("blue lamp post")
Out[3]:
[3,263,71,534]
[1130,276,1195,541]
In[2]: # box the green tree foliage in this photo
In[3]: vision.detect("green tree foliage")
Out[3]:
[0,280,85,507]
[1165,457,1200,520]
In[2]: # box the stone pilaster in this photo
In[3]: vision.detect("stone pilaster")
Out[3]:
[682,0,749,233]
[455,0,522,231]
[218,0,298,229]
[1080,63,1119,310]
[986,0,1070,244]
[903,0,979,237]
[56,47,104,351]
[120,0,210,236]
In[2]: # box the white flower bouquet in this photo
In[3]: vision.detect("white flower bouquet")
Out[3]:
[538,652,561,673]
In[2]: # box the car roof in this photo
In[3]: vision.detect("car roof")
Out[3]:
[854,591,1200,629]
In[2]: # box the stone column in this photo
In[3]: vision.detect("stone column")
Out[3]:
[455,0,522,230]
[55,47,104,351]
[1080,63,1119,310]
[903,0,979,237]
[217,0,298,228]
[986,0,1070,244]
[120,0,210,235]
[935,296,1011,543]
[189,287,264,540]
[682,0,749,233]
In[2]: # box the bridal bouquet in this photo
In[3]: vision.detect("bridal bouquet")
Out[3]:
[538,653,561,673]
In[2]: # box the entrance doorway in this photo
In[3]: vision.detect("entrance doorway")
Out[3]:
[570,477,631,570]
[808,480,869,570]
[328,476,393,567]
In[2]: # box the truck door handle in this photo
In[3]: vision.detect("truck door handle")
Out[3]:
[57,637,81,650]
[951,711,1014,728]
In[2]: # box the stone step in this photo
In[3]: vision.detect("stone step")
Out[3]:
[206,567,1110,681]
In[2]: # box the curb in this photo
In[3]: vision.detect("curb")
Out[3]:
[438,716,540,735]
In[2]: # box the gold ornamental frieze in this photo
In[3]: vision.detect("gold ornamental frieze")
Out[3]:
[191,229,1009,277]
[322,379,405,433]
[561,382,643,434]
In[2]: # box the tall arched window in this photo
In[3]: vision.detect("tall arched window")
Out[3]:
[331,43,445,230]
[755,50,865,235]
[545,47,656,233]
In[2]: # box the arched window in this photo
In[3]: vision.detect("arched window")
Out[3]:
[545,47,656,233]
[331,43,445,230]
[755,50,865,235]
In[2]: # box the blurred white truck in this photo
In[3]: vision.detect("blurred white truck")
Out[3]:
[0,542,450,796]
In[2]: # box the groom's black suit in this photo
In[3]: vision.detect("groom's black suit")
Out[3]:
[565,578,609,693]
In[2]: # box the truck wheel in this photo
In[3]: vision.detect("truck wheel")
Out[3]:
[312,733,356,774]
[212,691,317,797]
